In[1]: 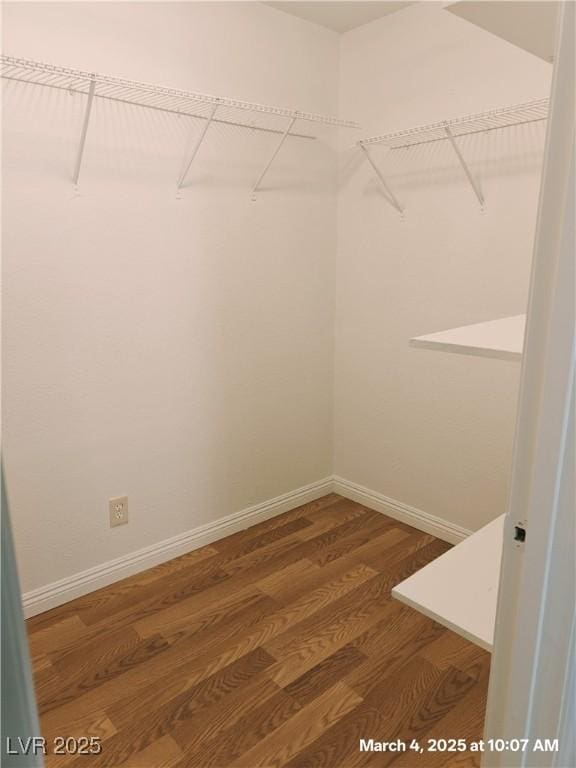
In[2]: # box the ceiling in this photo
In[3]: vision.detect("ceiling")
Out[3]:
[446,1,559,62]
[264,2,414,33]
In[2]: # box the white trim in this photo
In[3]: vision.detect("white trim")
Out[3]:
[23,474,474,618]
[333,475,471,544]
[483,3,575,764]
[22,477,333,618]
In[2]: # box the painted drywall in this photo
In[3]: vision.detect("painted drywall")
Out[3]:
[2,2,339,593]
[3,0,554,598]
[335,2,552,532]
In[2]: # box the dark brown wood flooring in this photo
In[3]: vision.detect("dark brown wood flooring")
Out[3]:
[27,494,490,768]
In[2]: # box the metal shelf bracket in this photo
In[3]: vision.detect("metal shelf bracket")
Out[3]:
[251,115,297,200]
[177,102,219,191]
[72,75,96,187]
[443,123,485,210]
[359,142,404,216]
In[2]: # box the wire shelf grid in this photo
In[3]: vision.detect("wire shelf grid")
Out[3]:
[358,98,549,150]
[1,54,360,140]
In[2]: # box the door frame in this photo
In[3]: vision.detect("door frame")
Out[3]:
[483,2,575,765]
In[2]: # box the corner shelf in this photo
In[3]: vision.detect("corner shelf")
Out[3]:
[392,515,504,651]
[410,314,526,361]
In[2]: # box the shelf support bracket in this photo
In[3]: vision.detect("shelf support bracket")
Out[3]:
[177,102,219,190]
[359,143,403,216]
[444,124,485,209]
[251,115,297,199]
[73,75,96,187]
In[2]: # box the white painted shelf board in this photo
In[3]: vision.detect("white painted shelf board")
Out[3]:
[410,314,525,361]
[392,515,505,651]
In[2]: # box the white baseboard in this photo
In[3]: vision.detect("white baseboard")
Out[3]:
[24,475,470,618]
[22,477,334,618]
[333,475,471,544]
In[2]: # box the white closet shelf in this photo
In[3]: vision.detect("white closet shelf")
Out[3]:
[1,55,359,135]
[392,515,505,651]
[355,98,549,215]
[1,54,359,191]
[410,314,526,361]
[401,315,523,647]
[358,98,549,150]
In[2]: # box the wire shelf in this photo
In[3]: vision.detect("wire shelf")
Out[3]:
[355,97,549,216]
[358,98,549,150]
[1,54,360,140]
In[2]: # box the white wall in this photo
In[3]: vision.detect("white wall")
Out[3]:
[335,2,552,532]
[3,1,553,599]
[2,2,339,593]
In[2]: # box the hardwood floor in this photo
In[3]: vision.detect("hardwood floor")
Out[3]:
[27,495,490,767]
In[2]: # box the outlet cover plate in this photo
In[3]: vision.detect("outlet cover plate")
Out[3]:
[109,496,129,527]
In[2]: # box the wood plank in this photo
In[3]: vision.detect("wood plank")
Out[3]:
[282,657,442,768]
[169,673,283,752]
[43,712,117,768]
[230,682,363,767]
[298,499,380,538]
[345,614,447,698]
[255,558,321,601]
[174,687,302,767]
[31,655,53,675]
[256,554,369,606]
[208,493,343,552]
[212,516,314,558]
[79,557,230,627]
[121,734,183,768]
[349,601,429,657]
[28,616,88,658]
[284,644,367,706]
[37,631,174,714]
[307,515,402,567]
[349,529,446,573]
[257,528,409,607]
[264,567,413,686]
[417,627,490,672]
[133,582,270,639]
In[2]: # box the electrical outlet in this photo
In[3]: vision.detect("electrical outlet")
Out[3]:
[109,496,128,527]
